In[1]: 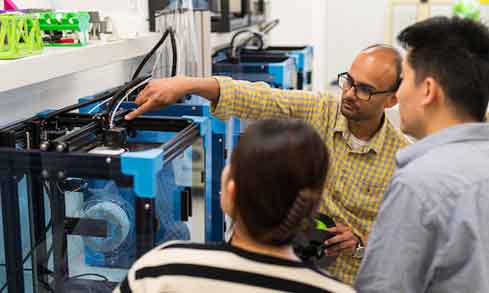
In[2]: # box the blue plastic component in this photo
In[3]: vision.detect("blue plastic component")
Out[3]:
[82,181,136,268]
[83,163,190,268]
[220,45,314,90]
[265,46,314,90]
[121,149,164,199]
[213,56,297,89]
[36,109,56,118]
[78,95,227,242]
[133,103,225,241]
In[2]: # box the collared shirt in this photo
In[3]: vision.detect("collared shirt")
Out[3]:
[355,123,489,293]
[211,77,409,285]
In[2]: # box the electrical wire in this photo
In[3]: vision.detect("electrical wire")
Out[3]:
[89,75,150,123]
[69,273,109,282]
[169,28,177,77]
[229,30,265,62]
[132,29,169,80]
[132,27,178,81]
[109,77,151,128]
[67,273,113,291]
[104,74,152,121]
[106,27,177,125]
[259,18,280,34]
[87,98,112,114]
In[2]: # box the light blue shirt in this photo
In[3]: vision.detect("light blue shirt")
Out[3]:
[355,123,489,293]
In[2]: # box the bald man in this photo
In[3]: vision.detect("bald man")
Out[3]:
[125,45,410,285]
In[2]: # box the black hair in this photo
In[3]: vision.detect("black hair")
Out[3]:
[230,119,329,246]
[398,16,489,121]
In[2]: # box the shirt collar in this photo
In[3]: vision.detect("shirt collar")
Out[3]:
[333,113,388,154]
[396,123,489,168]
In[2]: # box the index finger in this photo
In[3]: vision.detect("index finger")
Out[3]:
[125,100,155,120]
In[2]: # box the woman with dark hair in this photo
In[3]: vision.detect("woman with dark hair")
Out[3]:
[115,119,355,293]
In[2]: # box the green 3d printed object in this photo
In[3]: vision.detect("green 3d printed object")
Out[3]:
[38,11,90,47]
[0,13,44,59]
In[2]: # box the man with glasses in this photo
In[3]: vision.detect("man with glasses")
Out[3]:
[124,44,410,285]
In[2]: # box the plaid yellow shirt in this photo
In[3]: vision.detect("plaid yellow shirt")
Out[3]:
[211,77,410,285]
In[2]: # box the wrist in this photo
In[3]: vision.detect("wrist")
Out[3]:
[190,77,221,103]
[178,76,198,96]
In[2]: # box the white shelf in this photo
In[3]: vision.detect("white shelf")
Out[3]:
[0,33,162,93]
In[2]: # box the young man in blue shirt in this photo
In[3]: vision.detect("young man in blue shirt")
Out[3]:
[356,17,489,292]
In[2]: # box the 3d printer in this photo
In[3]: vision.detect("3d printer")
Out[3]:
[0,78,226,292]
[0,20,226,292]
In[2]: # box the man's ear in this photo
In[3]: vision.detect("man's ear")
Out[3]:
[384,93,398,109]
[420,77,438,107]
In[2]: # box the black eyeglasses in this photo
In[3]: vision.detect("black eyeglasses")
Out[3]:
[337,72,402,101]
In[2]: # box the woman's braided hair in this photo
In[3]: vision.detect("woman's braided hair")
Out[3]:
[230,119,329,246]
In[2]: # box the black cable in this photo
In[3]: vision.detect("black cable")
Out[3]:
[169,28,178,77]
[44,87,122,120]
[231,30,265,51]
[67,273,112,291]
[106,27,178,125]
[229,30,264,63]
[243,34,264,51]
[230,30,252,53]
[132,28,171,81]
[105,74,153,122]
[39,279,55,292]
[69,273,109,282]
[132,27,178,81]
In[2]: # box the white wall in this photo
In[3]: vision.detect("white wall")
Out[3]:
[269,0,489,92]
[325,1,388,87]
[268,0,387,91]
[268,0,328,91]
[269,0,390,90]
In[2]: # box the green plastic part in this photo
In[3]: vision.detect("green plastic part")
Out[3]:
[453,0,481,21]
[38,11,90,47]
[315,219,329,231]
[0,13,44,60]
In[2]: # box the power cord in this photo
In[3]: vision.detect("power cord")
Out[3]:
[229,30,265,63]
[132,27,177,81]
[105,27,178,127]
[109,77,151,128]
